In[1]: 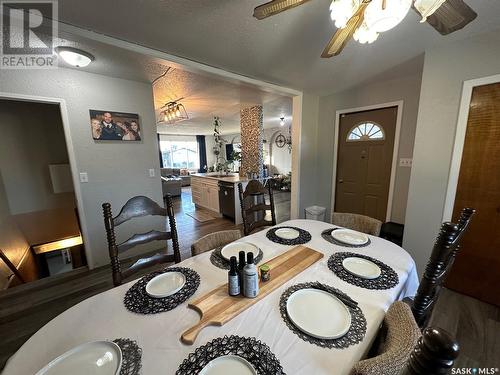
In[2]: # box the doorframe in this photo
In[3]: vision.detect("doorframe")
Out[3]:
[442,73,500,222]
[330,100,403,222]
[0,91,93,267]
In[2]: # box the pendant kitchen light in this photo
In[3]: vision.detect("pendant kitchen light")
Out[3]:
[55,47,94,67]
[413,0,447,22]
[364,0,412,32]
[330,0,360,29]
[160,101,188,125]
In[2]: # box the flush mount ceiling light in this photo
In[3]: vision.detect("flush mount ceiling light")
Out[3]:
[364,0,412,32]
[160,101,189,125]
[55,47,95,67]
[253,0,477,57]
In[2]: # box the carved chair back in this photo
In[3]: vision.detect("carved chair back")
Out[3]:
[238,180,276,236]
[102,195,180,286]
[410,207,475,327]
[401,327,459,375]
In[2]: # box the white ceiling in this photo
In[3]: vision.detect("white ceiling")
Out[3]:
[153,68,293,135]
[55,0,500,95]
[54,30,293,135]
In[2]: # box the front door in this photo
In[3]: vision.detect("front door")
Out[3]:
[335,106,397,222]
[445,82,500,307]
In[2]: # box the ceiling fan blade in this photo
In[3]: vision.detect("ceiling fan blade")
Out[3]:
[253,0,312,20]
[321,1,370,58]
[425,0,477,35]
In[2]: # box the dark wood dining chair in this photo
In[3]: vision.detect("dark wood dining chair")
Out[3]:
[191,230,242,257]
[102,195,180,287]
[238,180,276,236]
[401,327,459,375]
[407,207,475,328]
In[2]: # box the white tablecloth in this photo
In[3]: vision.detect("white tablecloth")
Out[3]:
[3,219,419,375]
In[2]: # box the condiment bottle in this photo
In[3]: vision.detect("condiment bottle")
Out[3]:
[228,256,240,296]
[260,264,270,282]
[238,250,246,292]
[243,252,259,298]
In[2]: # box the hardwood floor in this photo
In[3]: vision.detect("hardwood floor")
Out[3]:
[428,288,500,369]
[1,190,497,372]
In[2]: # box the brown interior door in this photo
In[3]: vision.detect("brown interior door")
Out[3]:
[445,82,500,307]
[335,107,397,222]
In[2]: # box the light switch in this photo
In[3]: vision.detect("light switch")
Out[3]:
[149,169,155,177]
[399,158,413,167]
[79,172,89,183]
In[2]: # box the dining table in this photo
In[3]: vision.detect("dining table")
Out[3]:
[2,219,419,375]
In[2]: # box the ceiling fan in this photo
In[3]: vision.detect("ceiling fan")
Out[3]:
[253,0,477,57]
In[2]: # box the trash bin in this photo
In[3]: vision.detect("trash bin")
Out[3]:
[305,206,326,221]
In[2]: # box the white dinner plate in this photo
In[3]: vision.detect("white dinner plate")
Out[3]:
[145,272,186,298]
[331,229,369,245]
[200,355,257,375]
[342,257,381,279]
[220,242,259,261]
[36,341,122,375]
[286,288,351,339]
[274,228,300,240]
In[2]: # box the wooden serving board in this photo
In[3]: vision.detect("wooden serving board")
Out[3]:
[181,245,323,344]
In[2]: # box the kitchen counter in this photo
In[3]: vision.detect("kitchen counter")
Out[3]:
[190,173,249,183]
[190,173,249,224]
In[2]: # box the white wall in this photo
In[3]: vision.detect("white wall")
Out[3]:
[0,100,75,214]
[315,57,424,223]
[404,30,500,275]
[265,127,292,175]
[0,67,164,268]
[297,93,320,217]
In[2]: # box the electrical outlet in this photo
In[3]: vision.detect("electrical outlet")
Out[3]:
[149,169,155,177]
[399,158,413,167]
[79,172,89,183]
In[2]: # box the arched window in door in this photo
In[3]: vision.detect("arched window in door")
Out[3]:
[347,122,385,141]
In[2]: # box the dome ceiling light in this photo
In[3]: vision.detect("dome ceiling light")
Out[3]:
[55,47,94,67]
[253,0,477,57]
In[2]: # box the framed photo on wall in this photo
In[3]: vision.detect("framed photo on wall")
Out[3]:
[89,110,141,141]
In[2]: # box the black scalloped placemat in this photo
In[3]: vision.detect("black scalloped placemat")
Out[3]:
[328,252,399,290]
[124,267,200,314]
[113,338,142,375]
[279,282,367,349]
[210,246,264,270]
[321,228,371,248]
[176,335,286,375]
[266,226,311,246]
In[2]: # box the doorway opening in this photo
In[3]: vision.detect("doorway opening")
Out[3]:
[0,99,86,290]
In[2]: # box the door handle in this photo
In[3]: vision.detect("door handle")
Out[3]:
[338,179,344,184]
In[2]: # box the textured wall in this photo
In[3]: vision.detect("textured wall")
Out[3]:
[0,67,164,269]
[240,106,263,177]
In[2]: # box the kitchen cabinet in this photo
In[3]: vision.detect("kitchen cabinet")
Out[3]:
[191,176,220,213]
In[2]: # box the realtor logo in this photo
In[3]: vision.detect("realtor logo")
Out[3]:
[0,0,58,68]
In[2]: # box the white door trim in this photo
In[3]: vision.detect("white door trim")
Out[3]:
[442,73,500,222]
[0,91,93,267]
[331,100,403,222]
